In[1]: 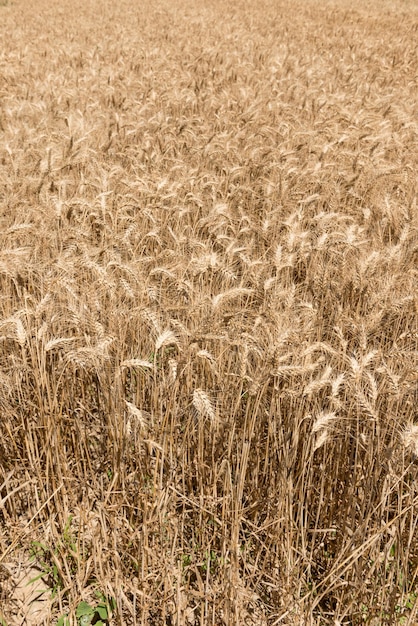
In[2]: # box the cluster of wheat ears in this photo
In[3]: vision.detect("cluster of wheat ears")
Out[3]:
[0,0,417,624]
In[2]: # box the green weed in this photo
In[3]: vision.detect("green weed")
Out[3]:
[58,593,116,626]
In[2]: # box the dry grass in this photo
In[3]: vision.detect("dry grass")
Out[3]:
[0,0,417,623]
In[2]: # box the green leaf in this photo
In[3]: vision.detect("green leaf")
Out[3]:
[96,605,108,620]
[406,593,417,609]
[76,601,94,617]
[27,571,48,585]
[63,515,73,535]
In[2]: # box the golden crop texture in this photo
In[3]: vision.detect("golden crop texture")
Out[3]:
[0,0,417,623]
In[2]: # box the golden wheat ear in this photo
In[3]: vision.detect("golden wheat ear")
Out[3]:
[400,424,418,460]
[311,411,339,451]
[192,388,217,425]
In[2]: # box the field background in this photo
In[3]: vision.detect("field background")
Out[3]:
[0,0,417,624]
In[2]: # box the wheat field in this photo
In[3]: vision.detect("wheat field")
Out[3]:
[0,0,417,624]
